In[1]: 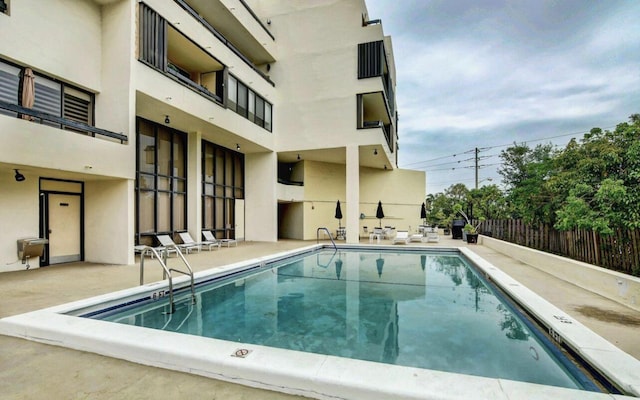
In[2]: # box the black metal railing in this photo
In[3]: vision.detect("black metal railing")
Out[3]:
[0,100,128,143]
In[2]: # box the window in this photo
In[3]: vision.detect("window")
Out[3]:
[247,90,255,123]
[0,60,19,117]
[0,58,94,128]
[64,87,93,127]
[226,74,272,132]
[0,0,8,14]
[227,75,237,112]
[237,81,248,117]
[202,140,244,240]
[136,118,187,245]
[255,95,264,127]
[264,102,272,131]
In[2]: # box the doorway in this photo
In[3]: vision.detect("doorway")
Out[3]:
[40,179,83,266]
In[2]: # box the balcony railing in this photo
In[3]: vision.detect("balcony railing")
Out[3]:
[0,100,128,143]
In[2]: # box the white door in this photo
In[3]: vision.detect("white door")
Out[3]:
[235,199,245,241]
[48,194,81,264]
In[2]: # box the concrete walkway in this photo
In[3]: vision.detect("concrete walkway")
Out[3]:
[1,238,639,399]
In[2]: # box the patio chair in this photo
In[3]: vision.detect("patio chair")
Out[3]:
[392,230,410,245]
[370,227,384,243]
[178,231,219,252]
[156,234,199,255]
[426,230,440,243]
[202,230,238,247]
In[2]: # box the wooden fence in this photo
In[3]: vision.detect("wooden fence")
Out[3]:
[480,219,640,277]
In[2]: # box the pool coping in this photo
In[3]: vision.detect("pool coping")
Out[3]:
[0,244,638,400]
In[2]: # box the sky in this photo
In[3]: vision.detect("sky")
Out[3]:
[364,0,640,194]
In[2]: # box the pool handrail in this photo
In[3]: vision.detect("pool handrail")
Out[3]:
[137,244,196,313]
[316,227,337,250]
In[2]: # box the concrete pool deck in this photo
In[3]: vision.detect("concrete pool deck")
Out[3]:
[1,237,640,399]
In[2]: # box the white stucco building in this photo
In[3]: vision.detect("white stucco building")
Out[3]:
[0,0,425,272]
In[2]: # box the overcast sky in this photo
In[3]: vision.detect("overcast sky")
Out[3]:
[364,0,640,194]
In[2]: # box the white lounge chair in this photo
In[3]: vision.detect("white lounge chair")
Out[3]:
[392,230,410,245]
[157,234,200,255]
[202,230,238,247]
[178,231,219,251]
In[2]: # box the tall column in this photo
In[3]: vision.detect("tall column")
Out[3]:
[187,131,202,238]
[346,145,360,243]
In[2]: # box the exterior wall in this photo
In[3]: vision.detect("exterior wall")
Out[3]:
[0,0,103,91]
[0,171,40,272]
[245,152,277,242]
[84,179,134,265]
[360,168,426,232]
[298,161,425,240]
[481,236,640,312]
[261,0,389,153]
[0,0,136,269]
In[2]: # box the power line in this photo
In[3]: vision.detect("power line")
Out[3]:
[400,125,618,169]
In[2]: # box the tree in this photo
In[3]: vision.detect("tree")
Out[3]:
[498,143,556,225]
[468,185,511,220]
[552,115,640,233]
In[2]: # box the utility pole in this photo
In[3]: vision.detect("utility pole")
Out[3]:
[475,147,479,189]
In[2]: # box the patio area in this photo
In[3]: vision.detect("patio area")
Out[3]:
[1,237,639,399]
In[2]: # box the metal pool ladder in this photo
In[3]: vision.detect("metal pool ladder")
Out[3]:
[137,245,196,314]
[317,227,337,250]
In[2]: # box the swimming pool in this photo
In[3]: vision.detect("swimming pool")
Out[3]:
[85,249,591,390]
[1,244,639,400]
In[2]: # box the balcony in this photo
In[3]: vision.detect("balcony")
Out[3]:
[0,101,127,143]
[357,92,394,152]
[358,40,395,118]
[175,0,275,85]
[139,3,225,104]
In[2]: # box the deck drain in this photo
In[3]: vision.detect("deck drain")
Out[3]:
[232,348,252,358]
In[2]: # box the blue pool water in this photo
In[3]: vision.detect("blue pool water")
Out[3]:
[86,249,598,391]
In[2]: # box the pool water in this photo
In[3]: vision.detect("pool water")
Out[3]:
[90,249,594,391]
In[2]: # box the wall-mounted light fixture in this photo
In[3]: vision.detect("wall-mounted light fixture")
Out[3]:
[311,202,315,210]
[297,154,301,160]
[14,169,25,182]
[164,115,170,124]
[374,148,378,155]
[384,165,387,170]
[236,143,240,151]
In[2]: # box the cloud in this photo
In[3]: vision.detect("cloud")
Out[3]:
[365,0,640,193]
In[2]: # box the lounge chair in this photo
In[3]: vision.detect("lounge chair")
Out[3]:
[156,234,199,255]
[410,233,424,243]
[178,231,219,251]
[392,230,410,245]
[202,230,238,247]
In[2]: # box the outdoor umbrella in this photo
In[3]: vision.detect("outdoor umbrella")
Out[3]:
[420,202,427,226]
[335,258,343,280]
[376,256,385,278]
[376,201,384,228]
[21,68,35,121]
[335,200,343,229]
